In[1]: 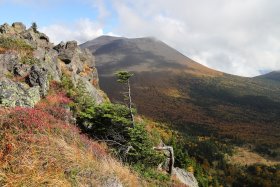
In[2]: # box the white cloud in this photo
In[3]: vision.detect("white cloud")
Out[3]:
[109,0,280,76]
[26,0,280,76]
[40,18,105,44]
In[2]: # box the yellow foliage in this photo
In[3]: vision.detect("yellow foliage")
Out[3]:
[187,166,194,173]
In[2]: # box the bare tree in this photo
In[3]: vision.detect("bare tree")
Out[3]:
[153,145,175,175]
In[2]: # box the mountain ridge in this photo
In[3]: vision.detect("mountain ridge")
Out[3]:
[256,70,280,82]
[81,35,223,77]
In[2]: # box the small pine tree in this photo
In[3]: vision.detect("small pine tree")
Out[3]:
[115,71,135,127]
[31,22,38,33]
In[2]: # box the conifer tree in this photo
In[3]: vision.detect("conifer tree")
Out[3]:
[115,71,135,127]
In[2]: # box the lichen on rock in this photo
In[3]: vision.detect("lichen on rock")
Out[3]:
[0,78,40,107]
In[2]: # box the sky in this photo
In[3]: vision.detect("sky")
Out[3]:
[0,0,280,77]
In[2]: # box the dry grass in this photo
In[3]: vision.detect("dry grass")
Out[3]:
[0,96,141,186]
[161,88,185,98]
[226,146,280,166]
[79,64,93,78]
[0,47,8,54]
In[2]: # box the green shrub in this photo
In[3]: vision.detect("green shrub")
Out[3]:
[20,56,40,65]
[0,37,33,51]
[75,98,164,169]
[58,73,166,180]
[126,124,165,167]
[132,164,169,182]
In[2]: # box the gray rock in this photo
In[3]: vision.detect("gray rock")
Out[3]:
[38,32,49,43]
[76,76,104,104]
[12,22,26,33]
[53,41,66,53]
[55,41,78,64]
[27,65,49,96]
[0,78,41,107]
[21,28,52,49]
[0,53,19,77]
[173,167,199,187]
[0,23,15,35]
[41,50,61,81]
[13,64,31,77]
[102,177,123,187]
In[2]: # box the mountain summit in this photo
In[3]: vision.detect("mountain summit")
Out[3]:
[81,36,222,77]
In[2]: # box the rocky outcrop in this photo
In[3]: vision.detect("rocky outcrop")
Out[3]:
[0,22,105,107]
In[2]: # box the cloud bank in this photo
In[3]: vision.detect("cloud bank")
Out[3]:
[39,0,280,76]
[109,0,280,76]
[40,19,105,44]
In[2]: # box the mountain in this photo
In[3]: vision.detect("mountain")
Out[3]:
[256,71,280,82]
[1,22,279,186]
[81,36,280,149]
[81,35,221,77]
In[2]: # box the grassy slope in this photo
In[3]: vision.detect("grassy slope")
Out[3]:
[0,90,141,186]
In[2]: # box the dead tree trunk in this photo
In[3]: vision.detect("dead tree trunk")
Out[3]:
[153,146,174,175]
[127,79,135,127]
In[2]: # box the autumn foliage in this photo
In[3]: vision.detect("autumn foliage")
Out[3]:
[0,83,140,186]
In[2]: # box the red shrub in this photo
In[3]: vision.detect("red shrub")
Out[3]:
[3,107,55,133]
[45,92,72,106]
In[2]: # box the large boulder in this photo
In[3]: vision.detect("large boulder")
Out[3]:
[0,53,19,77]
[76,76,104,104]
[0,78,40,107]
[27,65,49,96]
[55,41,78,64]
[12,22,26,33]
[173,167,199,187]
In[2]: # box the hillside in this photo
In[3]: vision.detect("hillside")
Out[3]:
[255,71,280,82]
[81,36,280,149]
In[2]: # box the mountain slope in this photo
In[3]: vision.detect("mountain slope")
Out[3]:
[81,36,280,149]
[81,36,222,77]
[255,71,280,82]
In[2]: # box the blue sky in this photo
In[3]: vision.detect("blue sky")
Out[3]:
[0,0,111,30]
[0,0,280,76]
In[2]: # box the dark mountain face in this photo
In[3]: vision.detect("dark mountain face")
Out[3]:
[81,36,280,148]
[255,71,280,82]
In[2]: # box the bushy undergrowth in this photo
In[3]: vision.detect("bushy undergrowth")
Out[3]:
[56,74,173,183]
[0,82,141,186]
